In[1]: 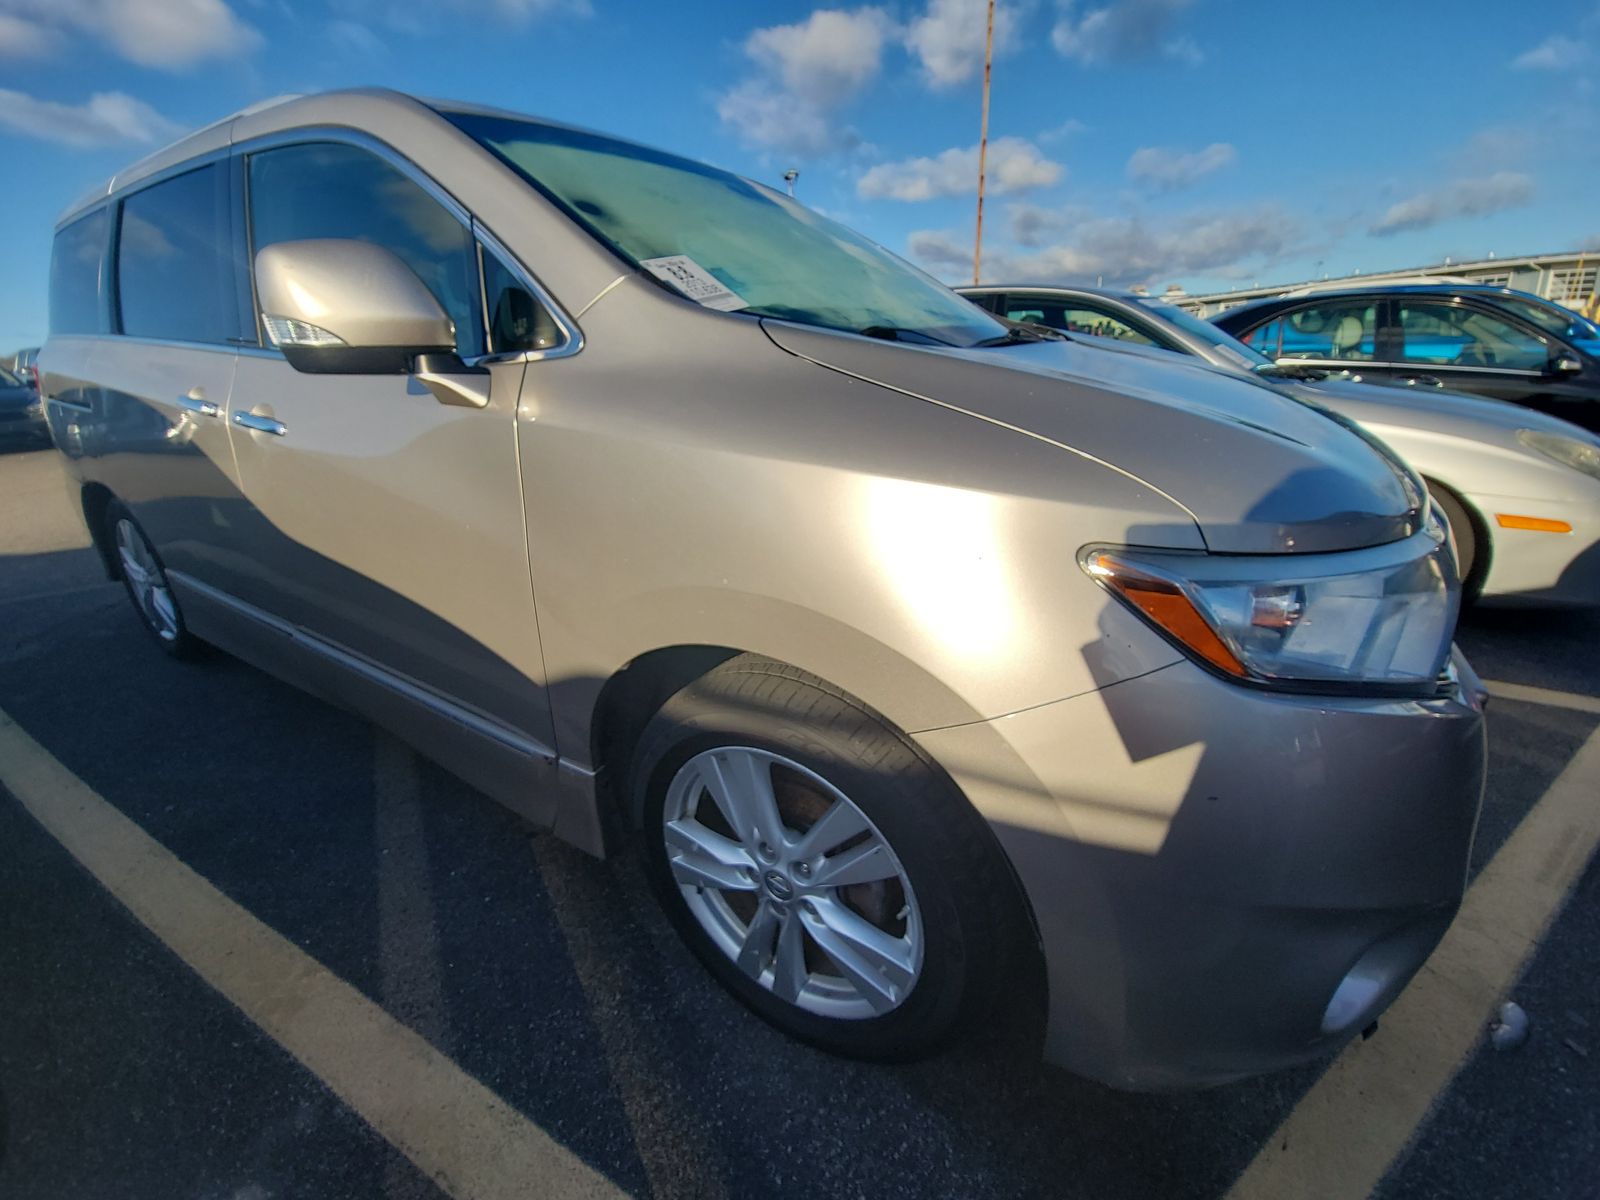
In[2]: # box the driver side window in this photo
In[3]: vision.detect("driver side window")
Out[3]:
[248,142,486,359]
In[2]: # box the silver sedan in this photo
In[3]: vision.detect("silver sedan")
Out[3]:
[962,285,1600,606]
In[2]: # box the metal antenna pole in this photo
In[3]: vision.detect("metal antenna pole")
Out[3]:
[973,0,995,285]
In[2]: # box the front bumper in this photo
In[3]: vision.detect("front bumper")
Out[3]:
[917,654,1486,1090]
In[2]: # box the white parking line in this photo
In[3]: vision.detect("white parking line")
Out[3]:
[1226,723,1600,1200]
[0,708,626,1200]
[1485,679,1600,716]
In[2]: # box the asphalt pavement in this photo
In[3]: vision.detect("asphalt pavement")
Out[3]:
[1,443,1597,1200]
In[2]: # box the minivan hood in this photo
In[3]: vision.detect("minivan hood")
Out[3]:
[762,322,1423,554]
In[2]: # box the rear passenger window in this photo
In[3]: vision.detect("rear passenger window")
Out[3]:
[248,143,485,359]
[49,209,108,335]
[117,164,240,345]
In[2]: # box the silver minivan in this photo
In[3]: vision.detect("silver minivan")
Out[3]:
[40,89,1485,1089]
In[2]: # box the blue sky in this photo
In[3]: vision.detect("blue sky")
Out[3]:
[3,0,1598,352]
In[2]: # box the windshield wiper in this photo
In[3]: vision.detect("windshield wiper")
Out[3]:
[856,325,954,346]
[973,324,1065,347]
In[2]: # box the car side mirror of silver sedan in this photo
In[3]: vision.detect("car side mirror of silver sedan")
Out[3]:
[255,238,490,407]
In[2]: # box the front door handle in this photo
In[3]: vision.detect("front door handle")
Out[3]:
[1398,373,1442,388]
[175,394,219,417]
[233,411,287,436]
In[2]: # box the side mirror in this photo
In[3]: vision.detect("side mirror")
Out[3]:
[255,239,489,407]
[1551,351,1584,376]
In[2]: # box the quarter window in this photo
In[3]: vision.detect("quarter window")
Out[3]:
[1267,302,1377,361]
[248,143,485,359]
[1395,303,1547,371]
[483,251,561,353]
[117,165,240,344]
[49,208,108,336]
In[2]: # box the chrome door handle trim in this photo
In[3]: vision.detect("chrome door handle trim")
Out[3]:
[175,395,219,417]
[233,411,287,436]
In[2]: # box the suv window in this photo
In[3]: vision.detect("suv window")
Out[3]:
[49,209,108,336]
[117,164,240,345]
[248,142,485,359]
[1254,301,1377,361]
[483,251,561,353]
[1396,302,1548,371]
[1005,300,1159,346]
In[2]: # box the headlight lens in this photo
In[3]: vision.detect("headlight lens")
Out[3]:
[1517,428,1600,482]
[1082,527,1458,693]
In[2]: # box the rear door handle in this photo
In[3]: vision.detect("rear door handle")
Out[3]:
[233,411,287,436]
[175,394,219,417]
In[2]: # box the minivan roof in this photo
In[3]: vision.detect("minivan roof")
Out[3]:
[55,89,669,229]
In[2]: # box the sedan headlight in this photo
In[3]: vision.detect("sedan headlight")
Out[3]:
[1517,429,1600,482]
[1081,526,1458,694]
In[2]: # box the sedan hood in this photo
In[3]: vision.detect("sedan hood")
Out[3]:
[763,322,1424,554]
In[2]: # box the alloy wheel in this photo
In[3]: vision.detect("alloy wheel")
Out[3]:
[661,746,923,1020]
[114,517,180,642]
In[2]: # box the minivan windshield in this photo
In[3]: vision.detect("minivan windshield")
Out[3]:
[441,110,1006,348]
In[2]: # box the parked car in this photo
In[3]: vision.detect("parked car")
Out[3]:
[40,89,1485,1090]
[9,346,40,391]
[0,363,47,447]
[1210,285,1600,434]
[963,285,1600,606]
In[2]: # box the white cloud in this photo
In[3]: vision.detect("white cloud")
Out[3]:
[911,204,1302,286]
[858,137,1061,201]
[1512,33,1591,70]
[746,7,895,105]
[326,17,386,56]
[1369,172,1535,236]
[905,0,1018,87]
[0,88,185,147]
[1126,141,1236,190]
[1037,117,1088,144]
[717,7,891,157]
[0,0,259,68]
[1051,0,1201,66]
[483,0,592,17]
[0,11,55,52]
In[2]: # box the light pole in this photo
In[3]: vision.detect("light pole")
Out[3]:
[783,169,799,198]
[972,0,995,285]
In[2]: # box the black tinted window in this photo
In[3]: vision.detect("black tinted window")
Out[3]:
[484,252,560,353]
[117,164,239,344]
[49,209,108,335]
[248,143,484,358]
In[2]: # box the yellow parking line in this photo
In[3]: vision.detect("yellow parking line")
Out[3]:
[1485,679,1600,716]
[0,708,625,1200]
[1226,724,1600,1200]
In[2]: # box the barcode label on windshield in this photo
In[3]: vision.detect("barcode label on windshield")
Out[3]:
[641,256,748,312]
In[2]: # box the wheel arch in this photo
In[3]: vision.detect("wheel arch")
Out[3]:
[1421,475,1491,599]
[80,482,121,580]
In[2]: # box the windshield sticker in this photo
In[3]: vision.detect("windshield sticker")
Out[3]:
[641,256,748,312]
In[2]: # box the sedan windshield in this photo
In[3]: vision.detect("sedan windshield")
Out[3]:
[441,110,1006,348]
[1489,293,1600,349]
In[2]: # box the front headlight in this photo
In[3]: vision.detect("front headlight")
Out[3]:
[1081,526,1458,694]
[1517,428,1600,482]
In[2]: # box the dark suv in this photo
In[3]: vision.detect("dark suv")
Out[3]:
[1212,285,1600,433]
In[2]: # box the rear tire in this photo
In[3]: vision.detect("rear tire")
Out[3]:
[106,501,204,660]
[631,656,1022,1061]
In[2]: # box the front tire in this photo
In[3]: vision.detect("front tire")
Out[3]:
[631,656,1021,1061]
[1427,482,1484,601]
